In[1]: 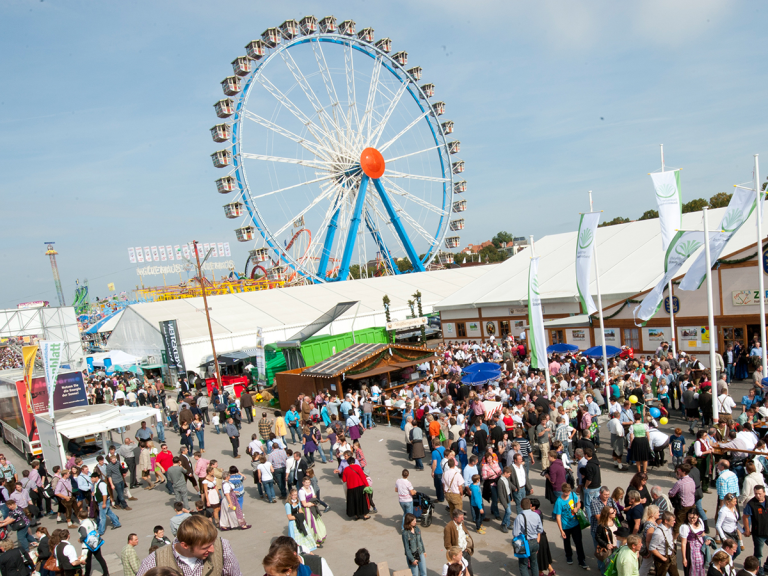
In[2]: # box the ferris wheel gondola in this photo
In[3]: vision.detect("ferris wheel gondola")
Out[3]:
[211,15,466,282]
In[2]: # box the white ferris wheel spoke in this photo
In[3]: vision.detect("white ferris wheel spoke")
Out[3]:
[272,184,337,239]
[304,187,345,266]
[359,54,384,142]
[381,176,448,216]
[369,80,409,148]
[243,110,340,162]
[385,143,444,164]
[378,109,431,153]
[311,41,349,143]
[251,173,338,200]
[385,170,451,184]
[240,152,335,171]
[255,73,338,153]
[278,49,346,156]
[385,193,439,247]
[344,42,361,145]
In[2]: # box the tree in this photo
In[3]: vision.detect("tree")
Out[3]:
[638,209,659,221]
[453,252,467,264]
[599,216,630,228]
[682,198,708,213]
[491,231,514,249]
[709,192,732,208]
[477,244,507,263]
[397,258,413,272]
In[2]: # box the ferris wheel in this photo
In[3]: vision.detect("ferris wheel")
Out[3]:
[210,16,467,283]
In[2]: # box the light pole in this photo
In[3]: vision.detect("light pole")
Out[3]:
[193,241,222,391]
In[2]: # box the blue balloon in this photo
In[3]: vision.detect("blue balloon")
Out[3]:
[649,407,661,418]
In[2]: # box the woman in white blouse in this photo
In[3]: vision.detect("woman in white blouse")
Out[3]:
[715,494,743,560]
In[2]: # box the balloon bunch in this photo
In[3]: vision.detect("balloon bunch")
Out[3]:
[628,394,669,425]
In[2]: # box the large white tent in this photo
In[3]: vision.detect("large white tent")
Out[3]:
[106,265,496,370]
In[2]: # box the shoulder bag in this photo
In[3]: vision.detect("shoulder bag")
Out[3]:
[512,513,530,558]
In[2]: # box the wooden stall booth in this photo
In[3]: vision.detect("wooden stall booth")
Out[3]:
[274,343,437,412]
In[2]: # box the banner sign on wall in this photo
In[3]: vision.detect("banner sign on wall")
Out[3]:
[40,341,64,419]
[14,372,88,444]
[159,320,186,374]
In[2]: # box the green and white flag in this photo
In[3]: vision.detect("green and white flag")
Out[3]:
[633,231,705,323]
[650,170,683,251]
[575,212,600,315]
[528,257,548,369]
[679,185,757,291]
[40,340,64,419]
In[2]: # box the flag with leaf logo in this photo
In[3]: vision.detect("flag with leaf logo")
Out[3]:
[633,231,705,322]
[650,170,683,252]
[575,212,601,315]
[528,256,548,369]
[679,185,756,291]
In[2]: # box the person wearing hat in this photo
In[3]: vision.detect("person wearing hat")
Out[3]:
[757,406,768,423]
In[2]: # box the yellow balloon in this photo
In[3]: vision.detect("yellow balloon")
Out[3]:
[629,395,638,404]
[660,417,669,425]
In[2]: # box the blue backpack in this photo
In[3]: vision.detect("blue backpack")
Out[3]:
[512,513,530,558]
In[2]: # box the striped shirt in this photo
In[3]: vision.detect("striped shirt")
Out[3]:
[555,424,571,443]
[268,448,288,469]
[516,438,531,459]
[716,470,739,499]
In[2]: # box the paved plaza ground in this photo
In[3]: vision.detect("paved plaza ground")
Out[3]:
[11,379,756,576]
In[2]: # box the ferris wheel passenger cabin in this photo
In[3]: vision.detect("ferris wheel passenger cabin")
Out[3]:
[211,150,232,168]
[392,51,408,66]
[250,248,270,262]
[214,99,234,118]
[445,237,460,249]
[235,226,256,242]
[319,16,337,33]
[448,141,460,154]
[453,180,466,194]
[280,20,299,39]
[299,16,318,35]
[439,252,454,265]
[261,28,281,48]
[223,202,244,219]
[216,176,236,194]
[231,57,252,77]
[420,83,435,98]
[339,20,356,36]
[221,76,242,96]
[267,266,285,281]
[432,101,445,116]
[374,38,392,53]
[450,219,465,231]
[452,160,465,174]
[210,124,232,143]
[407,67,422,81]
[452,200,467,213]
[246,39,267,60]
[357,27,374,42]
[441,120,454,134]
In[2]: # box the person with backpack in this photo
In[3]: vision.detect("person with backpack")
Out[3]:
[78,509,108,576]
[91,472,120,535]
[512,498,543,576]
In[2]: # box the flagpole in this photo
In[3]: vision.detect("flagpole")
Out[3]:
[589,192,611,406]
[661,145,678,358]
[755,154,767,376]
[530,235,552,399]
[703,207,719,423]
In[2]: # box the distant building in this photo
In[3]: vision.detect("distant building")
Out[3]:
[461,241,493,255]
[499,237,528,257]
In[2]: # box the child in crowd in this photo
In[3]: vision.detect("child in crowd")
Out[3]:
[150,526,171,552]
[670,428,686,468]
[469,474,484,534]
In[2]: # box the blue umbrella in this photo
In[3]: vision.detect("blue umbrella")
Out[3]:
[547,343,579,354]
[461,370,502,386]
[582,345,622,358]
[463,362,501,374]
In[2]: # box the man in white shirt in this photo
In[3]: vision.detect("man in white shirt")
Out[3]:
[608,412,627,470]
[717,387,737,423]
[462,456,479,487]
[247,434,264,457]
[442,458,465,517]
[55,530,84,573]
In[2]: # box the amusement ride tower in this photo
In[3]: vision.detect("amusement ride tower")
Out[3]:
[44,242,66,307]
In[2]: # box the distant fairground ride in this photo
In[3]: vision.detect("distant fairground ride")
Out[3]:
[210,16,466,284]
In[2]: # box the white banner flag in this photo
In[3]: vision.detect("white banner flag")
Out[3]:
[575,212,600,315]
[210,243,219,257]
[182,245,190,259]
[40,340,64,419]
[203,243,210,256]
[224,242,231,257]
[680,185,757,291]
[650,170,683,252]
[159,246,167,261]
[143,247,152,261]
[218,243,225,257]
[151,246,160,261]
[127,247,136,264]
[166,245,175,261]
[634,231,705,322]
[174,245,182,260]
[135,247,144,263]
[528,257,548,370]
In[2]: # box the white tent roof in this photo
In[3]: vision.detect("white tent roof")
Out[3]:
[107,265,496,354]
[435,207,758,311]
[90,350,141,367]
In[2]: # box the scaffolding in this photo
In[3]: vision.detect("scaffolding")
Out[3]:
[0,306,84,369]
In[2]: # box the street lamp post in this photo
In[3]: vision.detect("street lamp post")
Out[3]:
[193,240,222,391]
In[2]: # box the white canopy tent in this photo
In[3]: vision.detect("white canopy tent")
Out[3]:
[89,349,141,367]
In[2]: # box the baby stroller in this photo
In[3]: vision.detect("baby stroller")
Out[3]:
[413,491,434,527]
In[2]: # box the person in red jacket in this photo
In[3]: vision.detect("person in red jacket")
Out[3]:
[341,458,371,521]
[155,444,175,495]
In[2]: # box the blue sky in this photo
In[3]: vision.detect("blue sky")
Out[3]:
[1,0,767,307]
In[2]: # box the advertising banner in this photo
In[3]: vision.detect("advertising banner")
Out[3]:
[650,170,683,252]
[224,242,231,257]
[159,246,167,261]
[182,245,190,259]
[210,244,218,257]
[255,327,266,387]
[14,372,88,443]
[136,247,145,263]
[40,341,64,420]
[143,247,152,261]
[527,257,548,370]
[166,245,175,261]
[151,246,159,261]
[128,248,136,264]
[159,320,186,374]
[218,243,225,257]
[575,212,600,315]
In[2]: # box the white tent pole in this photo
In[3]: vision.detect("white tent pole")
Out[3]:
[530,235,551,399]
[755,154,767,377]
[590,191,611,406]
[703,207,718,423]
[661,144,678,358]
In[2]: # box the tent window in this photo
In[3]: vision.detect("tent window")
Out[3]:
[456,322,466,337]
[500,321,510,337]
[623,328,639,350]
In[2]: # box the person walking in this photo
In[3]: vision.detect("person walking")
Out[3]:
[396,470,416,532]
[256,455,276,504]
[509,453,532,515]
[226,418,240,459]
[285,488,318,552]
[443,510,474,576]
[192,415,205,453]
[219,472,251,531]
[299,476,327,545]
[120,534,140,576]
[91,472,120,535]
[669,464,696,537]
[342,457,371,520]
[77,509,109,576]
[105,455,131,511]
[649,511,679,576]
[165,458,190,511]
[410,424,426,471]
[402,513,427,576]
[443,458,465,518]
[512,498,544,576]
[553,484,587,569]
[240,390,254,424]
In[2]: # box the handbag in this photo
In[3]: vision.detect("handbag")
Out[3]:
[512,513,531,558]
[44,556,61,573]
[358,423,365,436]
[576,508,590,530]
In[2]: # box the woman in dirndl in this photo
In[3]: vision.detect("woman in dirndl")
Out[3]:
[302,426,318,465]
[680,508,713,576]
[285,488,317,552]
[694,430,715,492]
[341,457,371,520]
[629,413,651,474]
[219,471,251,531]
[299,476,327,544]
